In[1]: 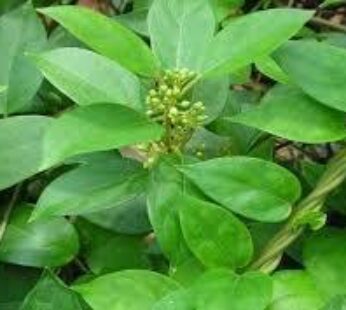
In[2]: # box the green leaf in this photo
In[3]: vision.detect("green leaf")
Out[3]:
[255,56,290,84]
[40,104,163,169]
[76,219,150,275]
[116,9,149,37]
[0,204,79,268]
[323,295,346,310]
[322,32,346,49]
[184,127,232,160]
[148,0,215,70]
[29,48,142,109]
[170,256,205,286]
[38,6,159,77]
[153,290,193,310]
[181,157,301,222]
[0,0,24,14]
[0,2,46,114]
[133,0,153,10]
[193,269,273,310]
[147,157,191,265]
[273,40,346,112]
[209,0,244,21]
[303,228,346,300]
[0,116,52,190]
[21,270,90,310]
[32,153,147,220]
[179,195,253,269]
[192,76,229,123]
[267,270,324,310]
[73,270,180,310]
[201,9,314,77]
[0,263,41,310]
[83,194,151,235]
[231,85,346,143]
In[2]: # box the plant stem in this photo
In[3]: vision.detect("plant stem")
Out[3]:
[248,148,346,272]
[0,184,23,243]
[310,17,346,33]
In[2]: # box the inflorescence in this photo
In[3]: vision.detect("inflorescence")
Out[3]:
[144,69,206,163]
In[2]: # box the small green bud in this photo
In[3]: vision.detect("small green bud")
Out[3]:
[149,89,157,96]
[166,89,173,97]
[169,107,179,116]
[196,151,204,158]
[172,86,180,96]
[193,101,204,109]
[159,84,168,93]
[188,71,196,79]
[151,97,160,105]
[180,100,191,108]
[197,115,207,122]
[146,110,154,117]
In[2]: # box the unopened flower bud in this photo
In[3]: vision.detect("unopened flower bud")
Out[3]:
[169,107,178,116]
[197,115,207,122]
[172,86,180,96]
[149,89,157,97]
[180,100,191,108]
[146,110,154,117]
[159,84,168,93]
[193,101,204,110]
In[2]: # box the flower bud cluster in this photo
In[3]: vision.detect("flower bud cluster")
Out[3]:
[145,69,207,153]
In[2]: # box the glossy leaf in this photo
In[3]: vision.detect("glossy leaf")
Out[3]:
[304,228,346,300]
[152,290,193,310]
[32,153,147,220]
[73,270,180,310]
[0,116,52,190]
[170,256,205,286]
[83,194,151,235]
[255,56,290,84]
[231,85,346,143]
[267,270,324,310]
[116,9,149,37]
[201,9,314,77]
[181,157,301,222]
[0,263,41,310]
[274,40,346,112]
[179,195,253,269]
[40,104,163,169]
[21,270,90,310]
[0,205,79,268]
[323,296,346,310]
[193,269,273,310]
[38,6,159,76]
[0,2,46,114]
[76,219,150,275]
[192,76,229,123]
[147,157,191,265]
[148,0,215,70]
[30,48,141,109]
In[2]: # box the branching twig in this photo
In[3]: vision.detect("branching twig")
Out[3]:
[248,148,346,272]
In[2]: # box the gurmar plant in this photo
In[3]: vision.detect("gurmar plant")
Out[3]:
[144,69,206,165]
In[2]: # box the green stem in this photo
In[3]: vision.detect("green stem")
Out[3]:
[248,148,346,272]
